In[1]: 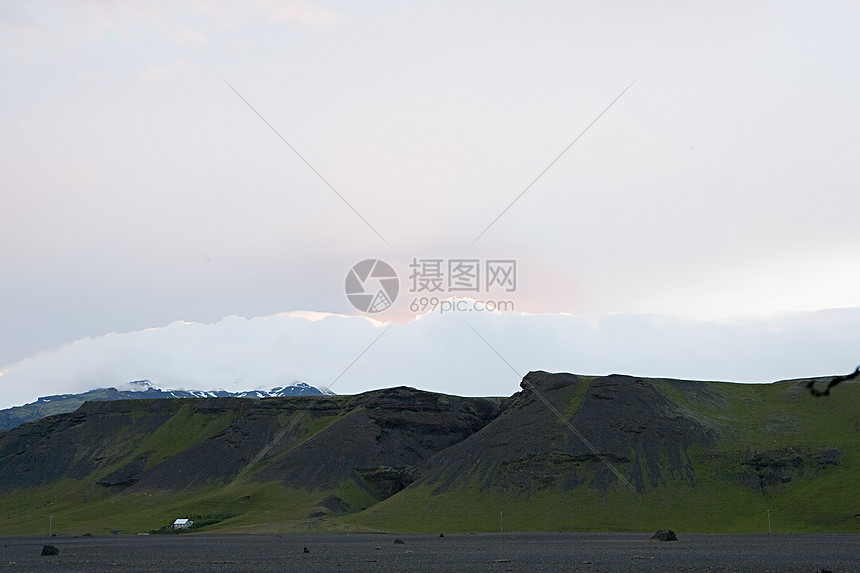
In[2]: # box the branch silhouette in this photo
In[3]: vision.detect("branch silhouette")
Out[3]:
[806,365,860,397]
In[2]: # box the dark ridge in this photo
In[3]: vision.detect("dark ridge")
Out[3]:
[0,372,856,531]
[421,372,718,494]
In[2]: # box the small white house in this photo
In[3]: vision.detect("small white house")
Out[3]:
[173,518,193,529]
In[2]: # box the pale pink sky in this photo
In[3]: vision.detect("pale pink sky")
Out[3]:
[1,1,859,406]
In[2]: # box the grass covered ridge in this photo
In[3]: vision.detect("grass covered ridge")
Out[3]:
[0,376,857,535]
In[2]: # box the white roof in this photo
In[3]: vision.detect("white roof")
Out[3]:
[173,518,191,525]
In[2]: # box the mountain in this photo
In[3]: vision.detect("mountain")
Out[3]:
[0,380,330,431]
[0,372,857,536]
[358,372,860,533]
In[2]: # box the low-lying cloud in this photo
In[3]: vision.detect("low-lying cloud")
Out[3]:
[2,307,859,410]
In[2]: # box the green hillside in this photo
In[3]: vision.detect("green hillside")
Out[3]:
[0,374,857,536]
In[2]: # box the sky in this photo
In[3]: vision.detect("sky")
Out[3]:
[2,1,860,409]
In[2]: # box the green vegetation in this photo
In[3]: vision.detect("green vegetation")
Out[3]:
[0,377,857,535]
[0,480,363,536]
[347,460,858,534]
[135,404,237,469]
[562,375,593,419]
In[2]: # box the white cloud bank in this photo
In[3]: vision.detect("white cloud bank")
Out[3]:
[2,307,860,410]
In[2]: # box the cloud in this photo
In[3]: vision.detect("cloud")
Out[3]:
[251,0,346,27]
[2,307,859,410]
[139,60,190,82]
[0,1,343,63]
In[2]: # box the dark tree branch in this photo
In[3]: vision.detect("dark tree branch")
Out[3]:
[806,365,860,397]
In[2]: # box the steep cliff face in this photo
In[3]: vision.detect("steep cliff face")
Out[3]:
[252,387,499,495]
[419,372,722,494]
[564,373,720,491]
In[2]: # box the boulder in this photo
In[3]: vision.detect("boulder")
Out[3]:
[650,529,678,542]
[41,545,59,556]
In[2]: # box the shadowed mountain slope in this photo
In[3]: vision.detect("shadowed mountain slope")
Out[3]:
[353,372,860,533]
[0,372,857,535]
[422,372,720,495]
[0,388,501,520]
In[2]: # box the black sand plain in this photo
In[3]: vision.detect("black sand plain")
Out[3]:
[1,532,857,572]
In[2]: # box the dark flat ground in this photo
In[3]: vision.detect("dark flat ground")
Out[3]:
[1,532,857,572]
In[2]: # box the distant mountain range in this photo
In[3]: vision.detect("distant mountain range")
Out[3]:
[0,380,332,431]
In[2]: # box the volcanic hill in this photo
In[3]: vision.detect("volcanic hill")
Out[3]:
[0,372,857,535]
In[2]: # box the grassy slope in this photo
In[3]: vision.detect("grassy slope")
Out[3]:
[0,479,366,535]
[345,379,860,534]
[1,378,857,535]
[0,402,236,535]
[0,398,363,536]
